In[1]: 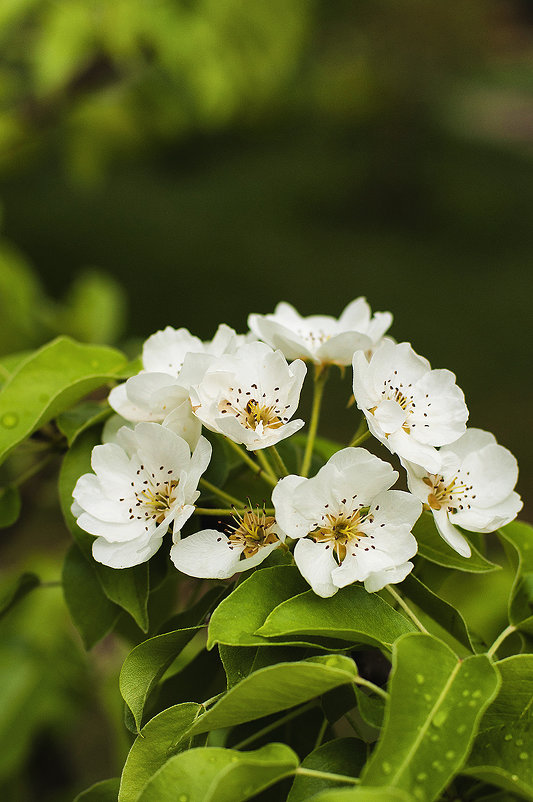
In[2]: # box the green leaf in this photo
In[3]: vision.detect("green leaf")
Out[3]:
[400,573,477,652]
[56,399,112,445]
[74,778,121,801]
[62,544,120,649]
[306,789,414,801]
[499,521,533,632]
[137,743,299,802]
[287,738,366,801]
[414,513,500,573]
[59,428,149,631]
[0,352,33,390]
[0,336,126,465]
[120,626,203,731]
[481,654,533,730]
[119,703,202,802]
[219,644,305,689]
[0,573,40,621]
[188,655,358,737]
[361,633,500,802]
[257,585,416,649]
[464,653,533,800]
[463,717,533,801]
[207,565,308,649]
[0,485,21,528]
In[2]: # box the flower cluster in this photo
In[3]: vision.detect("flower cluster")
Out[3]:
[72,297,522,595]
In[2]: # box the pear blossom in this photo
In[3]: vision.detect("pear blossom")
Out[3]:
[352,340,468,473]
[171,507,285,579]
[72,422,211,568]
[108,324,241,448]
[404,428,522,558]
[248,298,392,366]
[190,341,307,451]
[272,448,421,597]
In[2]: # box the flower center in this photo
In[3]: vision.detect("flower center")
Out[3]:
[311,508,372,562]
[219,385,291,432]
[423,475,471,513]
[227,508,279,558]
[127,466,180,526]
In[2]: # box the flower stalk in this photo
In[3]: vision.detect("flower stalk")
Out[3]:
[301,364,329,477]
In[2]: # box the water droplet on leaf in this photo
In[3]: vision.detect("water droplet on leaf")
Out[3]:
[1,412,18,428]
[382,761,392,774]
[416,674,425,685]
[432,711,447,728]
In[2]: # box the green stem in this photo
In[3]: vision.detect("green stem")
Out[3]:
[269,445,289,477]
[224,439,277,487]
[12,452,56,488]
[487,624,517,659]
[202,692,225,709]
[301,364,329,478]
[294,768,360,786]
[354,677,389,701]
[199,478,245,508]
[194,507,275,517]
[256,449,278,483]
[314,716,329,750]
[233,700,317,750]
[385,585,429,634]
[348,416,370,448]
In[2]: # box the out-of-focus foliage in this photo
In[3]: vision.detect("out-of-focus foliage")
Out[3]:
[0,238,126,355]
[0,0,311,181]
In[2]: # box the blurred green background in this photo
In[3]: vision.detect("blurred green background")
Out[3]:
[0,0,532,798]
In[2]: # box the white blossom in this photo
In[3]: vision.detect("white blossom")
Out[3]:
[72,422,211,568]
[404,428,522,557]
[272,447,421,597]
[108,324,240,448]
[171,507,285,579]
[353,340,468,473]
[248,298,392,366]
[190,341,306,451]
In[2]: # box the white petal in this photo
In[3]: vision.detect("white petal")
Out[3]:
[369,489,422,529]
[373,399,407,435]
[170,529,243,579]
[442,428,496,461]
[294,539,338,597]
[133,422,191,484]
[77,512,153,541]
[163,403,202,450]
[93,531,162,568]
[316,332,373,366]
[73,473,130,522]
[326,447,397,503]
[452,492,522,533]
[364,562,414,592]
[387,429,441,473]
[90,442,135,495]
[433,508,472,557]
[143,327,203,374]
[272,475,310,538]
[338,297,371,329]
[460,443,518,507]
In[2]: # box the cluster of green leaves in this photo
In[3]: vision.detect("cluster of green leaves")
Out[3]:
[0,0,309,181]
[1,336,533,802]
[0,240,126,357]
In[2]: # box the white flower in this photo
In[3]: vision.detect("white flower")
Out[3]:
[189,341,307,451]
[72,422,212,568]
[108,324,239,448]
[248,298,392,366]
[404,428,522,558]
[142,323,239,375]
[272,447,421,597]
[353,340,468,473]
[171,507,285,579]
